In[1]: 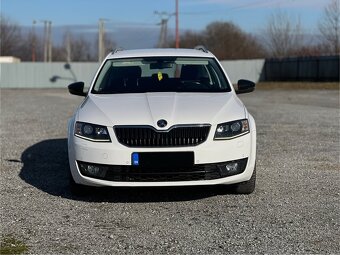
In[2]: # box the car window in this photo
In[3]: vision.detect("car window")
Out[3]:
[92,57,231,94]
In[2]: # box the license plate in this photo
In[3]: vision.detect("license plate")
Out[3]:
[131,152,194,167]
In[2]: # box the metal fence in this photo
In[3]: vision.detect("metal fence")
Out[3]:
[263,55,339,82]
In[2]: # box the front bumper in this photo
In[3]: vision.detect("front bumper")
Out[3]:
[77,157,248,182]
[68,120,256,187]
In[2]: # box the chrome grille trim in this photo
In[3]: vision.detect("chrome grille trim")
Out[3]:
[114,124,211,147]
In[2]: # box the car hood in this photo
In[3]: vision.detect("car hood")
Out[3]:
[77,92,246,128]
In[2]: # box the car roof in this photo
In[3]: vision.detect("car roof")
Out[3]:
[106,48,215,59]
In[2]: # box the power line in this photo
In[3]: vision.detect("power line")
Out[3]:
[180,0,287,16]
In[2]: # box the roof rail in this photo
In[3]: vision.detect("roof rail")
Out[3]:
[112,47,124,54]
[194,45,208,53]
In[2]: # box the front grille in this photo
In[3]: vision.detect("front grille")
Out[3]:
[114,125,211,147]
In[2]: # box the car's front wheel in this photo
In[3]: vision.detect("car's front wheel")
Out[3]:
[232,166,256,194]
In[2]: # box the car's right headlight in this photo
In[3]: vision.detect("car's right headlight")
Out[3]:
[214,119,249,140]
[74,122,111,142]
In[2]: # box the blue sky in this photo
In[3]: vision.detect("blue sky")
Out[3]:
[1,0,328,34]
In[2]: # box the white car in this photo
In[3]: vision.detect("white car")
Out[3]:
[67,47,256,194]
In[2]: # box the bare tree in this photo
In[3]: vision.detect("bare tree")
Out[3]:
[319,0,340,55]
[204,22,265,60]
[169,21,265,60]
[173,30,205,49]
[104,33,116,57]
[68,33,94,61]
[54,32,97,62]
[0,16,22,57]
[0,16,45,61]
[264,10,303,58]
[17,30,45,61]
[95,31,116,61]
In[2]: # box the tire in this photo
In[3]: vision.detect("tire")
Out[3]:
[69,174,90,196]
[232,166,256,194]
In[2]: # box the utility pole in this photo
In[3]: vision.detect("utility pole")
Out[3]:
[155,11,173,48]
[43,20,48,62]
[66,31,71,63]
[41,20,52,62]
[47,21,52,62]
[98,19,108,62]
[175,0,179,48]
[32,20,36,62]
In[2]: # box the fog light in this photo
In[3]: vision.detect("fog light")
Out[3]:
[78,161,108,178]
[225,162,238,172]
[87,165,100,175]
[217,158,248,177]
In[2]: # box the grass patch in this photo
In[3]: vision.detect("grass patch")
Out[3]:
[0,235,28,255]
[256,82,339,90]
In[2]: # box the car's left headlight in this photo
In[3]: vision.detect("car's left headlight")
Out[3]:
[214,119,249,140]
[75,122,111,142]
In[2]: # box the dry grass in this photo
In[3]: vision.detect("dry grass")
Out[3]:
[0,235,28,255]
[255,82,339,90]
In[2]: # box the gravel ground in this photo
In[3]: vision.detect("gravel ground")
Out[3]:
[0,88,339,254]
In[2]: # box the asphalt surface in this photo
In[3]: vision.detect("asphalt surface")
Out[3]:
[0,88,339,254]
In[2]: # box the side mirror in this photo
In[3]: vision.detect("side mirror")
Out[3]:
[236,79,255,94]
[68,82,86,97]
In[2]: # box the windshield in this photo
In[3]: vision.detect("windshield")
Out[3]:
[91,57,232,94]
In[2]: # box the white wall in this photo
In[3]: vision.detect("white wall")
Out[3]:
[0,62,100,88]
[220,59,265,84]
[0,60,264,88]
